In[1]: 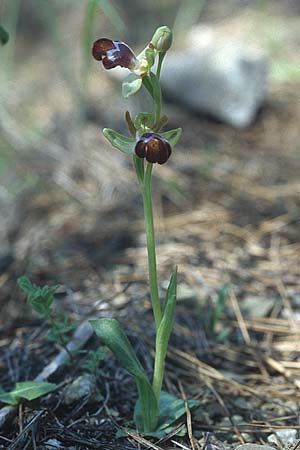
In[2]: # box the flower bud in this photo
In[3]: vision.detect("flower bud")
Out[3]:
[150,26,172,52]
[135,133,172,165]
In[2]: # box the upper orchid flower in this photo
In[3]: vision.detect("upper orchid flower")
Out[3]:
[92,38,138,71]
[92,38,153,78]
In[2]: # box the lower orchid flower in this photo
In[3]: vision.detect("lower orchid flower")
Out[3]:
[135,132,172,165]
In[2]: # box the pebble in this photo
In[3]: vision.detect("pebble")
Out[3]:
[43,439,63,449]
[63,374,103,405]
[275,429,298,444]
[235,444,276,450]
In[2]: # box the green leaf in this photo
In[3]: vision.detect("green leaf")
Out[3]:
[117,391,200,438]
[0,382,56,406]
[18,277,58,318]
[103,128,135,154]
[17,276,35,294]
[122,74,142,99]
[90,318,158,432]
[158,391,199,431]
[0,25,9,46]
[161,128,182,147]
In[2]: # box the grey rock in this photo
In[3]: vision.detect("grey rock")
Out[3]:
[161,25,268,128]
[235,445,276,450]
[275,429,298,444]
[63,374,103,405]
[0,405,16,429]
[43,439,63,449]
[267,434,281,447]
[242,296,275,317]
[240,434,255,443]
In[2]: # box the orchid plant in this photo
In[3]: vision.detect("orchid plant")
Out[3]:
[90,26,197,436]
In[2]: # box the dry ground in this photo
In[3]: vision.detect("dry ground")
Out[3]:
[0,80,300,449]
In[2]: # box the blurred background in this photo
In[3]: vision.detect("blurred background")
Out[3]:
[1,0,300,325]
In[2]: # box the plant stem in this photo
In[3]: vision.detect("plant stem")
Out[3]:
[156,52,165,80]
[152,339,165,401]
[48,315,73,362]
[155,91,161,125]
[142,163,161,330]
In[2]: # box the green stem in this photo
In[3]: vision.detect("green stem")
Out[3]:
[152,339,165,402]
[156,52,165,80]
[154,52,166,122]
[48,315,73,361]
[142,163,161,330]
[155,88,161,124]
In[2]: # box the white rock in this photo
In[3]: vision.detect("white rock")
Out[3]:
[161,24,268,128]
[235,445,275,450]
[43,439,63,450]
[63,374,102,405]
[275,429,298,444]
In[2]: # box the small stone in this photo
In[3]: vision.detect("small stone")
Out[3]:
[235,445,276,450]
[232,415,245,424]
[275,429,298,444]
[233,398,252,410]
[43,439,63,449]
[63,374,103,405]
[176,283,198,301]
[240,434,254,443]
[267,434,281,447]
[242,296,275,318]
[0,405,15,429]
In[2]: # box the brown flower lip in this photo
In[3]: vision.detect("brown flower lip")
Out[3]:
[135,133,172,165]
[92,38,138,70]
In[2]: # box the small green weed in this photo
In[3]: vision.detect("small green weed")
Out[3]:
[18,276,77,352]
[204,283,230,339]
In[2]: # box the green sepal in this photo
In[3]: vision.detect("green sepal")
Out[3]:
[153,115,168,132]
[0,382,56,406]
[125,111,136,137]
[122,74,143,99]
[0,26,9,46]
[134,112,155,132]
[103,128,135,154]
[161,128,182,147]
[90,318,158,432]
[145,47,155,68]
